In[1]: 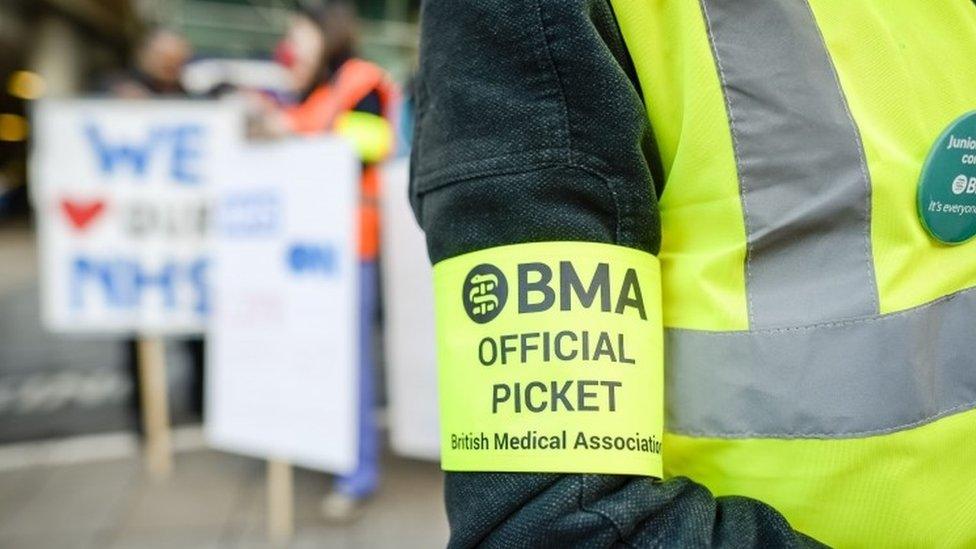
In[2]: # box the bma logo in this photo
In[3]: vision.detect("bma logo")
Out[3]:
[463,264,508,323]
[951,174,976,195]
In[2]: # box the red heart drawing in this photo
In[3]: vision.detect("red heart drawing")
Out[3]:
[60,198,106,231]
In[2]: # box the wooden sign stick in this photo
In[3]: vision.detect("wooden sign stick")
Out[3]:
[136,336,173,480]
[267,459,295,545]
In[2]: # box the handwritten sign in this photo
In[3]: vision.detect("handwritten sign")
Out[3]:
[206,138,360,473]
[31,99,241,334]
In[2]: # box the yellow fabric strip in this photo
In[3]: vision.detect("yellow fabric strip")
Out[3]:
[666,406,976,548]
[434,242,664,476]
[609,0,749,331]
[333,111,393,163]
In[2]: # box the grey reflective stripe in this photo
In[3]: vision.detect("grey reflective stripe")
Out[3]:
[666,286,976,438]
[699,0,879,329]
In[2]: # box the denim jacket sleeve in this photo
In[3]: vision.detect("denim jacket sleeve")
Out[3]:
[410,1,825,547]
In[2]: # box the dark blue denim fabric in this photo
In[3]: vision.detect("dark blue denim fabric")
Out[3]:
[410,1,827,547]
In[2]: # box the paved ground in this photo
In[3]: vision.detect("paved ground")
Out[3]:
[0,221,202,441]
[0,224,450,547]
[0,448,449,548]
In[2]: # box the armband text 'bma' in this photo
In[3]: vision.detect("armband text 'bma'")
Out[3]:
[433,241,664,477]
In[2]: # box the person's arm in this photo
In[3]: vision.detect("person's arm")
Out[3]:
[410,1,824,547]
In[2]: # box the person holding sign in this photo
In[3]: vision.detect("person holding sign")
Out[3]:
[96,28,207,467]
[412,0,976,547]
[101,27,193,99]
[261,0,399,521]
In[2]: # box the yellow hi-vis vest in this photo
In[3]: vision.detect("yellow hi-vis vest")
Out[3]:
[609,0,976,546]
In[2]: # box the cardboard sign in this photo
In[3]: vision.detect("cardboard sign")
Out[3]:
[31,99,241,334]
[206,138,359,473]
[380,158,440,460]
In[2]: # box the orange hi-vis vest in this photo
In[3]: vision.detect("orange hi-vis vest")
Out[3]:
[285,58,399,260]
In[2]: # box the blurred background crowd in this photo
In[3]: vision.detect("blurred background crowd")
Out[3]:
[0,0,417,214]
[0,1,444,547]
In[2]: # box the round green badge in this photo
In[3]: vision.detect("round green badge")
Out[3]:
[917,111,976,245]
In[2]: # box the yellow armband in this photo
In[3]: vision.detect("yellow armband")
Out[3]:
[434,242,663,477]
[334,111,393,163]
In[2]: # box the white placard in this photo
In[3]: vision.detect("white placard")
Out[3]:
[380,158,440,460]
[206,138,359,473]
[30,99,241,335]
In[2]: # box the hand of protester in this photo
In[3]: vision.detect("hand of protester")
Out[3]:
[242,90,291,139]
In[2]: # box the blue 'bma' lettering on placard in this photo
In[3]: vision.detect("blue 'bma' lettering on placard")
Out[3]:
[287,243,338,276]
[84,123,206,184]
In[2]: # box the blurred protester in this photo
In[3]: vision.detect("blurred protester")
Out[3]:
[99,26,207,431]
[102,27,192,98]
[266,0,399,521]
